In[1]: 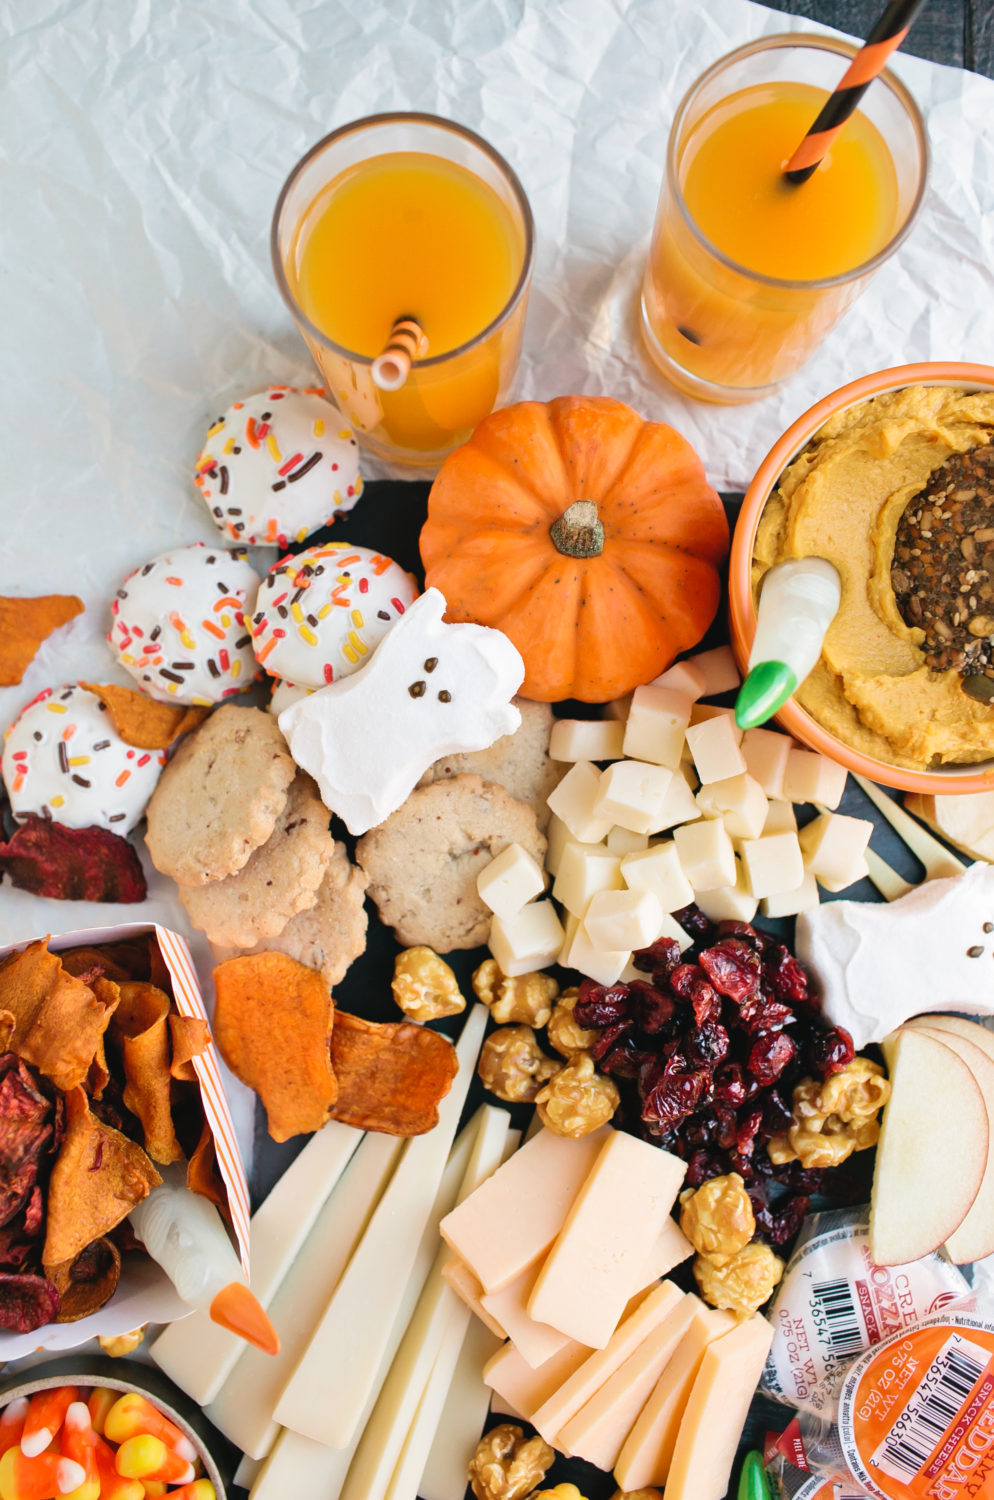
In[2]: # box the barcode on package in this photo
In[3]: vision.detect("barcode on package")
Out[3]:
[871,1334,989,1484]
[811,1276,864,1365]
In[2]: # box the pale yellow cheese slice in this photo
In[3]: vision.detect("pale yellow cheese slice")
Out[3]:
[483,1338,593,1426]
[557,1292,699,1469]
[481,1259,572,1369]
[441,1258,507,1341]
[529,1280,684,1444]
[612,1301,736,1491]
[528,1131,686,1348]
[664,1313,776,1500]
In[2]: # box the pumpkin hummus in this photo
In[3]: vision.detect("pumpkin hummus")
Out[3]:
[753,385,994,770]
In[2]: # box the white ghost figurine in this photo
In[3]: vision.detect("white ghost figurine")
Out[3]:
[279,588,524,834]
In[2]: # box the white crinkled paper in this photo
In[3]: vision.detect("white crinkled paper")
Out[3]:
[1,0,993,942]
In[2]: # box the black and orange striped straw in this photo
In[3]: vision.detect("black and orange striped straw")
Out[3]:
[371,315,426,392]
[784,0,927,185]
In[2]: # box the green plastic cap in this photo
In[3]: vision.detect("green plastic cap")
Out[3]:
[735,660,798,730]
[738,1450,772,1500]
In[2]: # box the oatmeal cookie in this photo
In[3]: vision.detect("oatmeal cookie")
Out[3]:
[417,698,562,831]
[357,774,546,951]
[178,774,333,948]
[212,840,368,987]
[145,704,296,885]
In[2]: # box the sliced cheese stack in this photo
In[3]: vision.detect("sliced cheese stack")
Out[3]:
[475,644,869,984]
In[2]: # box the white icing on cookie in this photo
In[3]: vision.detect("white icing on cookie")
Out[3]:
[2,684,166,834]
[109,543,261,706]
[268,680,312,717]
[195,386,363,546]
[251,542,418,688]
[278,588,524,835]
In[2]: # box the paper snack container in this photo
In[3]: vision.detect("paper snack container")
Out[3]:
[0,921,250,1359]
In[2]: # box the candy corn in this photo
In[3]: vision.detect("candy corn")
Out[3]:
[103,1396,195,1462]
[164,1483,215,1500]
[59,1403,100,1500]
[0,1401,27,1459]
[85,1390,117,1438]
[91,1434,143,1500]
[114,1435,194,1485]
[20,1387,78,1459]
[0,1447,86,1500]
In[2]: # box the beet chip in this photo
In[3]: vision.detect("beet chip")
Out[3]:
[0,816,147,903]
[0,1055,55,1228]
[0,1271,60,1332]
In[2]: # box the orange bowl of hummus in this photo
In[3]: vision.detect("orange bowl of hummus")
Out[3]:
[729,362,994,795]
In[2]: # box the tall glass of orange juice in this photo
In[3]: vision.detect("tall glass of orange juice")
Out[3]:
[272,114,534,465]
[640,37,928,404]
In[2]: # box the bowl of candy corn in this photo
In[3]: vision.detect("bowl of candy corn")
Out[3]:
[0,1355,235,1499]
[729,361,994,794]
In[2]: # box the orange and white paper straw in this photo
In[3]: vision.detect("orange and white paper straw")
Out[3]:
[371,316,426,392]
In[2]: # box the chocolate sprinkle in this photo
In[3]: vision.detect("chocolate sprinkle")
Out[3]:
[271,481,286,492]
[58,743,69,774]
[71,774,91,788]
[160,669,184,684]
[109,813,126,823]
[219,466,229,495]
[92,740,111,751]
[968,945,985,957]
[287,452,322,483]
[377,610,390,621]
[207,660,220,678]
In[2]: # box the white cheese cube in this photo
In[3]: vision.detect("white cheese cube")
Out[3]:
[607,826,650,855]
[762,872,820,918]
[649,660,707,700]
[489,901,565,978]
[549,719,626,763]
[677,755,698,789]
[585,889,663,952]
[763,800,797,835]
[741,726,792,799]
[593,760,674,836]
[739,832,805,899]
[618,959,645,983]
[651,773,700,833]
[782,747,847,810]
[694,857,759,923]
[689,704,744,744]
[694,773,768,840]
[477,843,547,922]
[552,842,623,918]
[604,693,633,722]
[687,645,741,697]
[545,814,572,879]
[685,716,747,786]
[673,819,736,891]
[799,812,873,884]
[622,686,692,769]
[659,912,696,952]
[561,921,631,986]
[621,843,694,913]
[817,855,870,893]
[546,761,613,843]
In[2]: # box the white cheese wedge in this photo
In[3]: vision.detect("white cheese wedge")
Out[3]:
[640,1218,694,1284]
[441,1259,507,1340]
[763,799,797,834]
[272,1005,488,1448]
[622,686,693,768]
[584,888,663,952]
[528,1132,686,1349]
[663,1314,776,1500]
[558,1292,699,1469]
[761,871,820,918]
[782,746,847,809]
[488,901,565,978]
[688,703,744,743]
[562,920,632,986]
[550,718,626,762]
[817,856,871,892]
[693,857,759,923]
[152,1118,363,1405]
[419,1317,505,1500]
[209,1129,404,1459]
[552,841,623,917]
[440,1125,610,1294]
[545,814,572,878]
[687,645,741,696]
[740,726,792,799]
[739,831,805,898]
[477,842,546,921]
[799,812,873,885]
[529,1280,684,1443]
[621,842,693,914]
[480,1260,572,1369]
[546,760,613,843]
[673,818,736,891]
[612,1302,736,1491]
[651,772,701,832]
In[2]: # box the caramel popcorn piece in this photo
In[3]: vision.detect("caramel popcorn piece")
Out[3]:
[768,1057,890,1170]
[468,1423,554,1500]
[477,1026,559,1103]
[693,1240,784,1317]
[546,986,599,1057]
[679,1173,755,1267]
[392,946,466,1023]
[535,1051,619,1137]
[472,958,558,1027]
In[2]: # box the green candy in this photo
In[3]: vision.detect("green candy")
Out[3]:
[738,1449,772,1500]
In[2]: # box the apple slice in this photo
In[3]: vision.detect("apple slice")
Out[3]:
[871,1029,988,1266]
[906,1013,994,1070]
[902,1022,994,1262]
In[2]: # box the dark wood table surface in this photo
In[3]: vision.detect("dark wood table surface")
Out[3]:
[769,0,993,76]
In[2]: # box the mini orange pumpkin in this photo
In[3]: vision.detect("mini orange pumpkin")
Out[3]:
[420,396,729,702]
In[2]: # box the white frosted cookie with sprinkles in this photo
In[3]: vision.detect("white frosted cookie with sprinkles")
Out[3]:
[2,684,166,833]
[109,543,261,706]
[251,541,418,688]
[194,385,363,547]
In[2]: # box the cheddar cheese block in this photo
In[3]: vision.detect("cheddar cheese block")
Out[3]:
[481,1260,572,1369]
[441,1259,507,1341]
[483,1338,593,1426]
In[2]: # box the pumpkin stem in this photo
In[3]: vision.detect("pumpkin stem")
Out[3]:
[550,500,605,559]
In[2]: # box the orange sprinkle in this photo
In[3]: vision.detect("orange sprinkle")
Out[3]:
[245,418,260,449]
[266,519,279,542]
[165,576,183,586]
[213,596,242,612]
[255,637,278,664]
[115,771,131,787]
[202,619,225,640]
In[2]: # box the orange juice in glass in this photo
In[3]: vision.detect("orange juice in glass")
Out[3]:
[640,37,928,404]
[272,114,534,465]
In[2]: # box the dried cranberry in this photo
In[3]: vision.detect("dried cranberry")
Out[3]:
[737,993,794,1036]
[587,1020,632,1063]
[641,1057,709,1128]
[628,981,676,1034]
[669,963,704,999]
[632,936,682,981]
[748,1032,797,1087]
[672,904,714,944]
[689,976,721,1026]
[763,945,812,1007]
[717,920,769,952]
[699,939,761,1002]
[712,1062,755,1109]
[762,1087,795,1138]
[807,1026,855,1078]
[599,1038,647,1079]
[573,980,630,1029]
[770,1194,811,1247]
[685,1020,729,1070]
[735,1106,764,1159]
[685,1149,729,1188]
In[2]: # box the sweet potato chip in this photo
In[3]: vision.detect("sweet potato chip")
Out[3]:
[168,1014,210,1082]
[212,953,337,1143]
[0,939,119,1091]
[43,1086,161,1267]
[110,982,183,1165]
[48,1236,122,1323]
[329,1012,458,1136]
[59,946,135,984]
[79,682,209,750]
[187,1118,226,1211]
[0,816,147,903]
[0,595,84,686]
